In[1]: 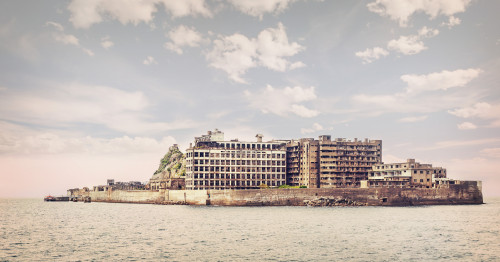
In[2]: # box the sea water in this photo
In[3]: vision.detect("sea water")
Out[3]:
[1,198,499,261]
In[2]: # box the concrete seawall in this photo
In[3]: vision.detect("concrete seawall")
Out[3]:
[81,181,482,206]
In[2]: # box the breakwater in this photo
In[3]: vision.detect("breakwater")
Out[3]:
[69,181,483,206]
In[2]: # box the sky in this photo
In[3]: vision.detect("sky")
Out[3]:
[0,0,499,197]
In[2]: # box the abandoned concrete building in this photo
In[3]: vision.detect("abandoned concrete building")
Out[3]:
[362,159,448,188]
[287,136,382,188]
[185,130,287,190]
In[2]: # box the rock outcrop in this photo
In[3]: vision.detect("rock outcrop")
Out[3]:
[148,145,186,190]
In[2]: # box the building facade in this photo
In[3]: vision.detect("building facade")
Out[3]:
[287,135,382,188]
[185,130,287,190]
[364,159,447,188]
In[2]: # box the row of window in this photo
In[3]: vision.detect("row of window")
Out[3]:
[187,151,286,158]
[188,173,285,180]
[187,166,286,172]
[187,180,283,187]
[189,159,286,166]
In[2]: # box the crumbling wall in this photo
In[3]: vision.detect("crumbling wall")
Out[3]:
[75,181,482,206]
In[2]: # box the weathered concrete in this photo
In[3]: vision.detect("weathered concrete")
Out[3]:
[75,181,482,206]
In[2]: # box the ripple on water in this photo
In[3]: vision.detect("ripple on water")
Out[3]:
[0,198,499,261]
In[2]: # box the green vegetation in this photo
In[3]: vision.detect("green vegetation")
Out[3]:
[278,185,307,189]
[259,184,269,189]
[153,146,185,175]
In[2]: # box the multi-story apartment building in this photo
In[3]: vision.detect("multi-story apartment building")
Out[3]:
[286,138,319,188]
[364,159,447,188]
[287,135,382,188]
[185,130,287,190]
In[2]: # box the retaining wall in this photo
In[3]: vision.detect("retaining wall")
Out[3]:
[82,181,482,206]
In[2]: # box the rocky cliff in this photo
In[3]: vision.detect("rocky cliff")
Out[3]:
[150,145,186,181]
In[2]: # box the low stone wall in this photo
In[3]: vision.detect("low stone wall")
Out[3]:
[89,190,163,204]
[78,181,482,206]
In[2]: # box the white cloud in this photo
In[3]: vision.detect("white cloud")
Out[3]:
[449,102,500,127]
[352,68,482,115]
[244,85,319,117]
[0,83,195,134]
[402,68,481,94]
[441,15,461,28]
[82,48,95,56]
[45,21,64,31]
[457,122,477,130]
[53,33,79,46]
[206,23,304,83]
[48,23,95,56]
[398,115,428,123]
[355,47,389,64]
[164,25,205,54]
[101,36,114,49]
[387,26,439,55]
[356,27,439,63]
[289,61,306,70]
[227,0,296,19]
[301,122,324,134]
[367,0,472,27]
[158,0,212,18]
[68,0,211,29]
[143,56,158,65]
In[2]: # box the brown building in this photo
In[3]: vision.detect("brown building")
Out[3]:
[287,135,382,188]
[364,159,447,188]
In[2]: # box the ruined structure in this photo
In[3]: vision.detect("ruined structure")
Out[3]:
[287,136,382,188]
[185,129,287,190]
[362,159,447,188]
[66,129,483,206]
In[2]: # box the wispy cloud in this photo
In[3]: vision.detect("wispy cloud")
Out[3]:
[356,26,439,63]
[0,83,196,135]
[244,85,319,117]
[417,138,500,151]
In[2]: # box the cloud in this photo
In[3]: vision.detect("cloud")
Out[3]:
[301,122,325,134]
[356,27,439,63]
[164,25,205,54]
[449,102,500,127]
[355,47,389,64]
[206,23,304,83]
[53,33,79,46]
[387,26,439,55]
[227,0,296,19]
[398,115,428,123]
[367,0,472,27]
[68,0,212,29]
[402,68,481,94]
[441,15,461,28]
[244,85,319,117]
[352,68,482,116]
[0,122,176,155]
[480,148,500,158]
[45,21,64,31]
[457,122,477,130]
[101,36,114,49]
[417,138,500,151]
[0,83,196,134]
[143,56,158,65]
[47,22,95,56]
